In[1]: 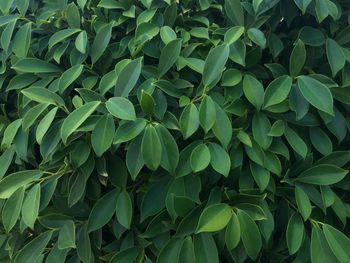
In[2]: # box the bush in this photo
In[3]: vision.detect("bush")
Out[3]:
[1,0,350,262]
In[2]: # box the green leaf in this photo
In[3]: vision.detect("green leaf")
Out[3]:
[61,101,100,144]
[87,189,119,232]
[12,58,62,73]
[59,64,84,93]
[116,190,133,229]
[225,212,240,250]
[202,44,229,87]
[0,146,15,180]
[75,30,88,54]
[294,0,312,14]
[224,26,245,45]
[247,28,266,48]
[140,90,155,116]
[58,220,76,249]
[309,127,333,155]
[326,38,345,77]
[157,238,184,263]
[114,57,143,97]
[110,247,141,263]
[21,184,41,229]
[106,97,136,121]
[225,0,244,26]
[295,185,312,221]
[158,39,182,78]
[36,107,58,144]
[243,74,264,110]
[237,209,262,260]
[212,104,232,148]
[190,144,211,172]
[1,119,22,149]
[22,87,65,106]
[2,187,24,232]
[199,95,216,133]
[155,124,179,174]
[221,68,242,86]
[91,23,112,64]
[323,224,350,262]
[22,103,48,131]
[289,39,306,77]
[296,164,348,185]
[0,170,43,199]
[141,124,162,170]
[208,143,231,177]
[286,213,304,255]
[311,226,338,263]
[196,203,232,233]
[263,75,292,108]
[179,103,199,139]
[12,22,31,58]
[91,114,115,157]
[48,28,81,50]
[179,236,195,263]
[160,26,177,44]
[193,233,219,263]
[297,75,334,115]
[13,231,53,263]
[114,118,147,144]
[252,112,272,150]
[284,126,308,159]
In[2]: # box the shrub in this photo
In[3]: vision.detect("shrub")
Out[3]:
[1,0,350,262]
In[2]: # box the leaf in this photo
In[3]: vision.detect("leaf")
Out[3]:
[289,39,306,77]
[61,101,101,144]
[12,58,61,73]
[91,114,115,157]
[48,28,81,50]
[157,238,184,263]
[179,103,199,139]
[87,189,119,232]
[311,226,338,263]
[193,233,219,263]
[297,75,334,115]
[225,212,240,250]
[295,185,312,221]
[309,127,333,155]
[224,26,245,45]
[36,107,58,144]
[243,74,264,110]
[247,28,266,48]
[141,124,162,170]
[116,190,133,229]
[190,144,211,172]
[106,97,136,121]
[110,247,141,263]
[0,170,43,199]
[237,209,262,260]
[202,44,229,87]
[263,75,292,108]
[155,124,179,174]
[13,231,53,263]
[225,0,244,26]
[91,23,112,64]
[158,39,182,78]
[114,118,147,144]
[286,213,304,254]
[1,119,22,149]
[0,146,14,180]
[75,30,88,54]
[208,143,231,177]
[252,112,272,150]
[114,57,143,97]
[294,0,312,14]
[284,126,308,159]
[22,103,48,131]
[22,87,65,106]
[199,95,216,133]
[59,64,84,93]
[140,90,155,116]
[326,38,345,77]
[212,104,232,148]
[296,164,348,185]
[323,224,350,262]
[2,187,24,232]
[21,184,41,229]
[196,203,232,233]
[58,220,76,249]
[12,22,31,58]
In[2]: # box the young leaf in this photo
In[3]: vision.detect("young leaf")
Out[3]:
[190,144,211,173]
[196,203,232,233]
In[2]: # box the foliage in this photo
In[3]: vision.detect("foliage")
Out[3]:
[0,0,350,262]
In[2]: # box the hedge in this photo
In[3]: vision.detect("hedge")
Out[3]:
[0,0,350,262]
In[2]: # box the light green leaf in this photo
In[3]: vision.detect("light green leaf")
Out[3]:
[196,203,232,233]
[284,126,308,159]
[114,118,147,144]
[48,28,81,50]
[225,212,240,250]
[2,187,24,232]
[58,220,76,249]
[1,119,22,149]
[0,146,15,180]
[208,143,231,177]
[296,164,348,185]
[199,95,216,133]
[12,22,31,58]
[190,144,211,172]
[264,75,292,108]
[36,107,58,145]
[243,74,264,110]
[158,39,182,78]
[179,103,199,139]
[224,26,245,45]
[12,58,62,73]
[106,97,136,121]
[75,30,88,54]
[202,44,229,87]
[247,28,266,48]
[91,114,115,157]
[61,101,101,144]
[59,64,84,94]
[22,87,65,106]
[91,23,112,64]
[326,38,345,77]
[21,184,41,229]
